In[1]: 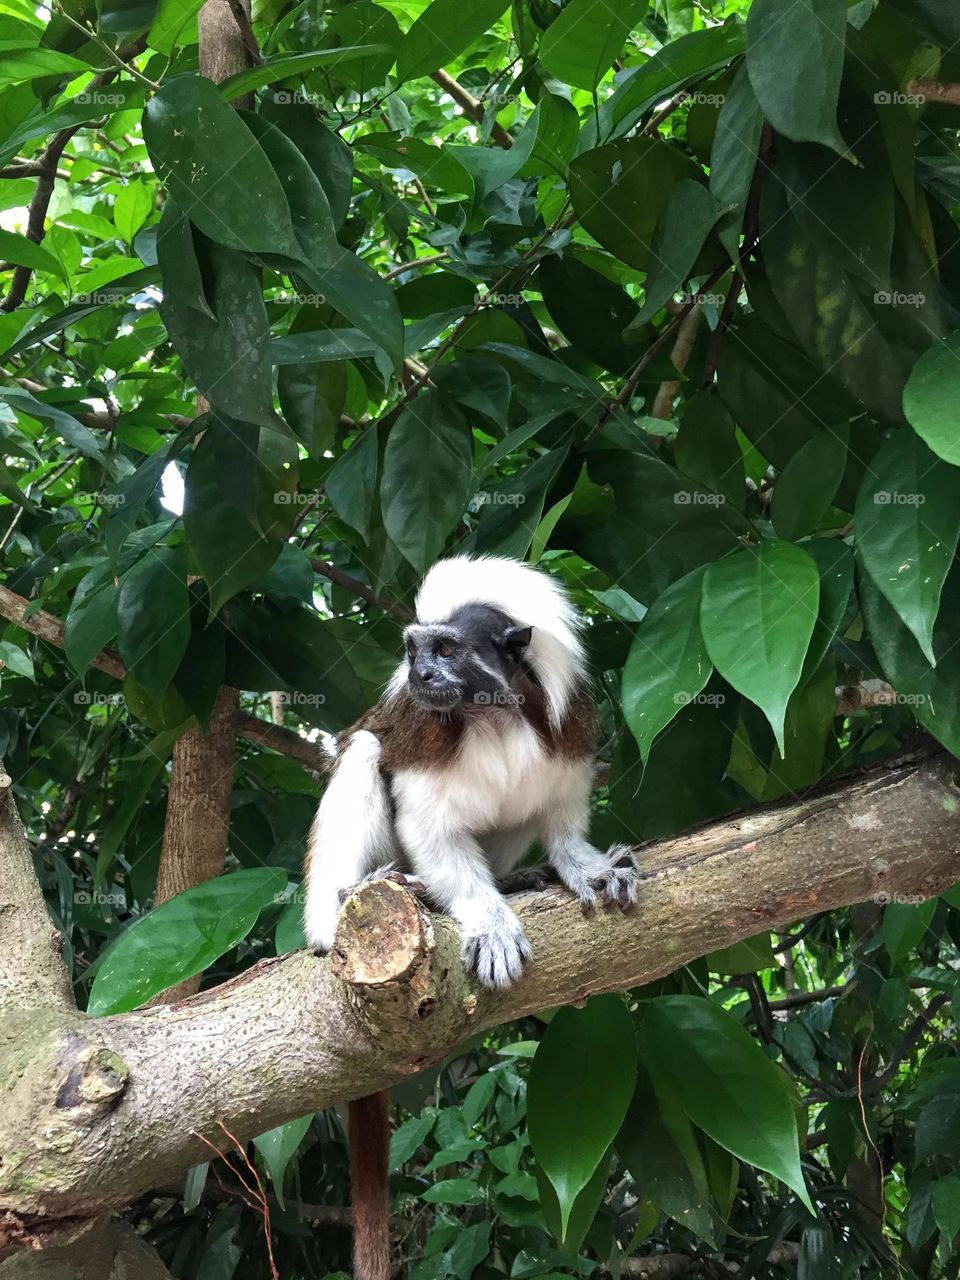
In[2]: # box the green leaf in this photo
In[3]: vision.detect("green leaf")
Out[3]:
[0,388,105,464]
[143,75,302,262]
[617,1066,715,1244]
[596,24,745,141]
[933,1173,960,1244]
[803,540,853,681]
[854,430,960,666]
[158,225,278,428]
[528,994,637,1236]
[537,1147,613,1257]
[326,427,379,542]
[903,333,960,466]
[622,566,711,763]
[390,1112,436,1171]
[148,0,203,54]
[275,898,306,955]
[183,417,289,615]
[701,541,820,755]
[219,45,395,101]
[64,567,119,674]
[710,62,764,259]
[539,0,647,90]
[633,180,721,325]
[0,228,65,280]
[539,253,640,375]
[674,393,745,509]
[746,0,850,158]
[381,390,473,572]
[707,933,775,975]
[642,996,812,1212]
[317,4,402,94]
[116,546,191,701]
[254,1115,313,1210]
[278,360,346,459]
[93,752,170,891]
[880,899,935,967]
[114,180,153,244]
[473,447,568,561]
[569,137,700,270]
[88,868,286,1015]
[397,0,509,82]
[0,639,33,681]
[771,425,848,542]
[0,48,91,86]
[245,113,403,375]
[860,570,960,757]
[421,1179,485,1205]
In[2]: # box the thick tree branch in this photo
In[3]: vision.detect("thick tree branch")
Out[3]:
[907,77,960,107]
[3,747,959,1228]
[0,773,72,1013]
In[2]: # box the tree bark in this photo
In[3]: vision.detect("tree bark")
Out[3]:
[2,747,959,1235]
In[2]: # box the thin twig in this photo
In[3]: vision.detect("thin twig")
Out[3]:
[430,68,513,149]
[311,560,413,620]
[383,253,448,282]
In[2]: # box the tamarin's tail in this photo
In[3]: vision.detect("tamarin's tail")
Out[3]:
[348,1090,391,1280]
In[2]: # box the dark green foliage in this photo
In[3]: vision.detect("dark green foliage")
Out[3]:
[3,0,960,1274]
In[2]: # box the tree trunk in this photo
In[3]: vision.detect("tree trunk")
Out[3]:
[149,0,253,999]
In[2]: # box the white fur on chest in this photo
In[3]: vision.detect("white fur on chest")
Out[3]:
[394,713,569,834]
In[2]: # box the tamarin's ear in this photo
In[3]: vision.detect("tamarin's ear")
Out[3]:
[499,624,532,660]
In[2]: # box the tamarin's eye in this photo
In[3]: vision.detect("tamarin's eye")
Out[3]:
[407,643,417,661]
[436,642,455,659]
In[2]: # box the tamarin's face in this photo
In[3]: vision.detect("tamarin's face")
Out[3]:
[403,604,532,713]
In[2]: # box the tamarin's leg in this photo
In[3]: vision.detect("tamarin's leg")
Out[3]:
[303,731,396,952]
[541,764,638,911]
[392,792,531,988]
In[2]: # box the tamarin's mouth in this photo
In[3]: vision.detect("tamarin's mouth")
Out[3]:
[410,685,462,712]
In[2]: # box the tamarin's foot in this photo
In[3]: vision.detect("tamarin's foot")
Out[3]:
[498,864,557,894]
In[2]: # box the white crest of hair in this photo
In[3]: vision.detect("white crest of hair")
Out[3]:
[413,555,586,727]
